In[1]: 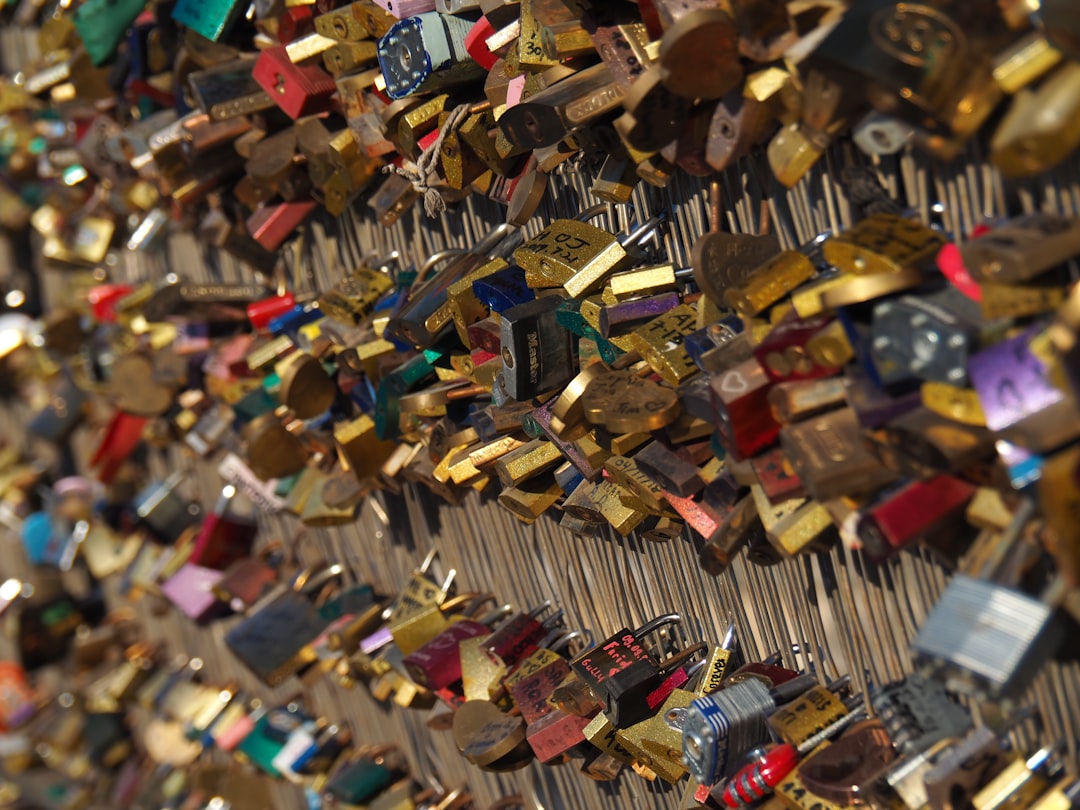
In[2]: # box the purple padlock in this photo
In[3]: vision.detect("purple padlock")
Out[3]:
[968,325,1063,433]
[599,293,681,338]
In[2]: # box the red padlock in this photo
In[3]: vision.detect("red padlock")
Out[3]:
[247,200,318,252]
[526,707,593,763]
[253,46,337,119]
[710,357,780,461]
[402,620,490,691]
[464,16,500,71]
[248,294,297,330]
[856,475,976,562]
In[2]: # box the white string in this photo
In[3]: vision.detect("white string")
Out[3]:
[382,102,473,218]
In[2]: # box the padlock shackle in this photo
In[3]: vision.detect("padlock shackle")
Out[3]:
[658,641,709,676]
[541,609,564,629]
[978,498,1037,582]
[293,562,345,595]
[479,604,514,626]
[414,249,469,288]
[632,612,682,640]
[537,627,569,651]
[527,599,553,618]
[439,591,485,614]
[476,223,518,254]
[433,785,471,810]
[418,548,439,575]
[574,203,610,224]
[618,214,665,248]
[458,591,497,617]
[825,674,851,694]
[684,657,708,682]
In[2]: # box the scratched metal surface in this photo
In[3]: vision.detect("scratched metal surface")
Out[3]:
[0,74,1078,807]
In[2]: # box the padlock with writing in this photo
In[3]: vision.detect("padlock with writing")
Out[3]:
[498,295,574,401]
[960,213,1080,285]
[505,631,579,724]
[779,407,897,502]
[571,613,702,727]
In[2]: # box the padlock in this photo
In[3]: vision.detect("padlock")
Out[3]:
[160,562,228,623]
[498,295,575,400]
[318,266,395,328]
[371,0,437,17]
[401,599,502,691]
[968,325,1063,434]
[959,213,1080,285]
[752,314,842,383]
[172,0,245,41]
[513,218,628,293]
[809,0,1009,137]
[613,684,698,783]
[973,747,1058,810]
[376,12,485,99]
[710,357,781,461]
[991,62,1080,177]
[386,225,520,349]
[211,698,266,752]
[252,46,338,120]
[461,607,565,701]
[453,700,533,770]
[633,442,704,498]
[243,411,311,481]
[187,485,258,571]
[872,673,972,756]
[870,288,982,387]
[766,681,861,752]
[236,700,316,777]
[682,671,818,786]
[855,475,976,562]
[185,681,240,742]
[726,251,816,322]
[386,574,467,655]
[823,213,947,277]
[505,633,579,723]
[779,407,897,502]
[913,572,1065,701]
[29,372,90,444]
[866,407,996,481]
[922,727,1020,810]
[627,304,700,386]
[132,473,203,545]
[571,614,704,728]
[766,70,847,187]
[224,564,349,685]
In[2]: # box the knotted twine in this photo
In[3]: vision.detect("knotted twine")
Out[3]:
[382,102,472,218]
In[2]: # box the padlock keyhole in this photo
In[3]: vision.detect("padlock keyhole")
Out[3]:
[274,74,286,94]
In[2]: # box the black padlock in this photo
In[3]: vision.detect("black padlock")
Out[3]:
[571,613,701,727]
